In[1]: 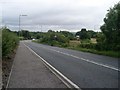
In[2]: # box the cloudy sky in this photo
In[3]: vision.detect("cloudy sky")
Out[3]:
[1,0,119,32]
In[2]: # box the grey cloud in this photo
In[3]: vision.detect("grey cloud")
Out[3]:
[1,0,120,32]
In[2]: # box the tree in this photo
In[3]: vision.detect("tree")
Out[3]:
[76,28,90,40]
[60,31,74,40]
[87,30,97,38]
[21,30,31,39]
[100,2,120,50]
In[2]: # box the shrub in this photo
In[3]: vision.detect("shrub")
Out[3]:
[81,39,91,44]
[39,31,69,47]
[79,43,96,49]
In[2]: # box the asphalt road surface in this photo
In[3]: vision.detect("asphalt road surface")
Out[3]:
[24,41,119,88]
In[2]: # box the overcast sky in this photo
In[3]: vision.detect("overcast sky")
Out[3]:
[1,0,119,32]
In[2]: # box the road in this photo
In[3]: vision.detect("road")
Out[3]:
[24,41,119,88]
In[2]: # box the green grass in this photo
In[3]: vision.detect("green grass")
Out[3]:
[67,46,120,58]
[68,40,120,58]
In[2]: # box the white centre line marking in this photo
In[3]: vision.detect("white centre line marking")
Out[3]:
[49,49,119,71]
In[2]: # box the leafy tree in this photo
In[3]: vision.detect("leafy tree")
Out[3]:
[48,29,55,33]
[96,32,106,43]
[60,31,74,40]
[21,30,31,39]
[40,30,69,46]
[76,28,90,40]
[87,30,97,38]
[100,2,120,50]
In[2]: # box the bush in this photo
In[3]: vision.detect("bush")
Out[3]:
[2,28,19,57]
[81,39,91,44]
[38,31,69,47]
[114,45,120,51]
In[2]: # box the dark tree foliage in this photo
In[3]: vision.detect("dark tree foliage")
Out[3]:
[60,31,74,40]
[21,30,31,39]
[75,28,90,40]
[100,2,120,51]
[87,30,97,38]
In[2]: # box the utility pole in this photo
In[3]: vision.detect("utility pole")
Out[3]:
[19,15,20,37]
[19,15,27,37]
[19,14,27,37]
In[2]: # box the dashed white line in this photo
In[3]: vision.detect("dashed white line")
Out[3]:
[49,49,120,71]
[29,42,119,71]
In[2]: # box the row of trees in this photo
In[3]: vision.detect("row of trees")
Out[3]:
[38,30,75,47]
[13,30,75,40]
[12,28,100,48]
[12,29,75,47]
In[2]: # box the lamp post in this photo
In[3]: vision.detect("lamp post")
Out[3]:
[19,14,27,37]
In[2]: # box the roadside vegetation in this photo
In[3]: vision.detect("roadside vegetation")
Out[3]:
[36,30,75,47]
[2,27,19,88]
[33,29,119,57]
[2,27,19,58]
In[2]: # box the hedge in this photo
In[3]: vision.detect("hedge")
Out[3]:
[2,29,19,57]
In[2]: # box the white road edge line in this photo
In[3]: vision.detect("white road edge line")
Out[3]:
[24,43,80,89]
[50,49,120,72]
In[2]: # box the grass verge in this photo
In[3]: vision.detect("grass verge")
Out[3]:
[67,46,120,58]
[33,40,120,58]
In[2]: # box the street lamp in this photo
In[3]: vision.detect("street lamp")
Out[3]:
[19,14,27,37]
